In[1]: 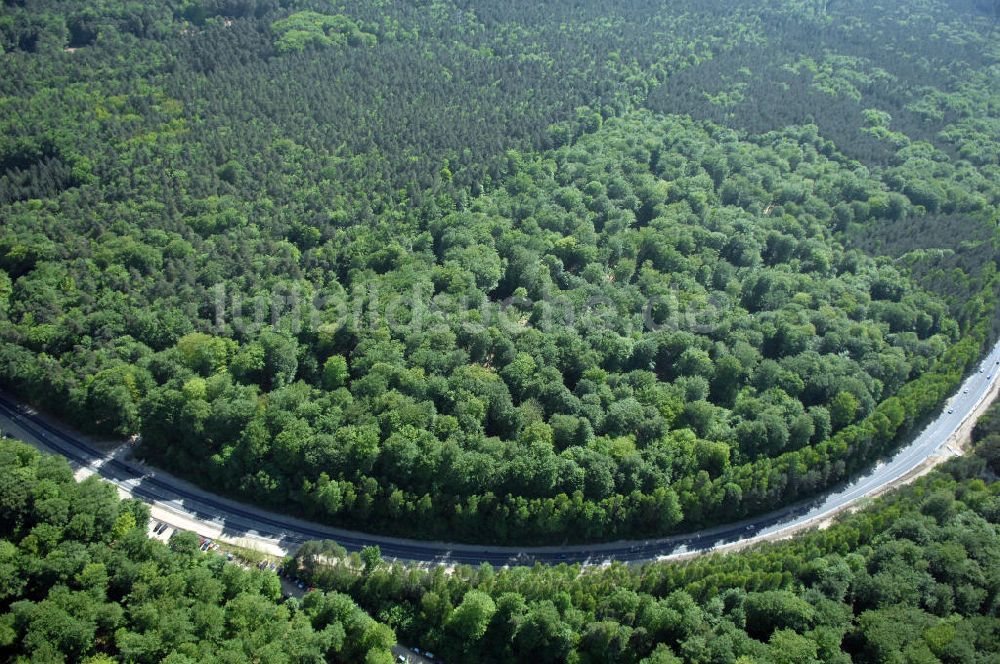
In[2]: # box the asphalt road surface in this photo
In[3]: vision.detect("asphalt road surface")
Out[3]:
[2,340,998,566]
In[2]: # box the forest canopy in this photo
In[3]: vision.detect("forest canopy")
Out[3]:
[0,437,397,663]
[283,398,1000,664]
[0,0,998,544]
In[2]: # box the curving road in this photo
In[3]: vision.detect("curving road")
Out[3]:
[2,340,999,566]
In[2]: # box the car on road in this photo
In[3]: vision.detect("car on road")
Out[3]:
[948,408,954,414]
[397,657,406,663]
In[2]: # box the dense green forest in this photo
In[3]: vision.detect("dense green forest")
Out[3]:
[1,0,999,543]
[285,401,1000,664]
[0,437,397,663]
[2,404,1000,664]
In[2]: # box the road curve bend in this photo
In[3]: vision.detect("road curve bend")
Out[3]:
[2,340,999,566]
